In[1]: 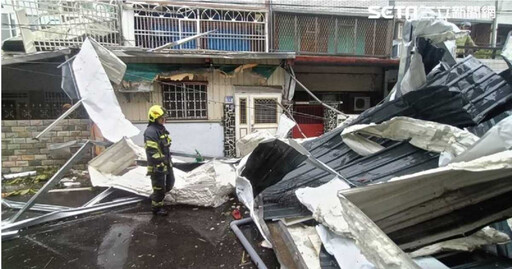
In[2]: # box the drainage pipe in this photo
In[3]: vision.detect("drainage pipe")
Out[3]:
[230,218,268,269]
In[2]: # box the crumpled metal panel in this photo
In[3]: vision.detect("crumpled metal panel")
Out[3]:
[352,56,512,128]
[241,139,307,196]
[242,56,512,220]
[262,142,439,218]
[468,106,512,137]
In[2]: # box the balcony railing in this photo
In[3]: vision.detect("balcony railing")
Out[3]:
[2,1,269,53]
[1,103,88,120]
[132,4,268,52]
[3,1,398,57]
[2,0,121,51]
[457,46,503,59]
[272,12,394,57]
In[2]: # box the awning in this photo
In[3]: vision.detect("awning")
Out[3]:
[123,63,280,82]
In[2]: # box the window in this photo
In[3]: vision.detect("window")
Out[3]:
[1,12,17,42]
[161,82,208,120]
[254,98,277,124]
[239,98,247,124]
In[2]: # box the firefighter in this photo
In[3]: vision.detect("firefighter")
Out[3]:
[456,22,477,57]
[144,105,175,216]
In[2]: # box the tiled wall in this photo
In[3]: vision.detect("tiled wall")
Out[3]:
[1,119,92,174]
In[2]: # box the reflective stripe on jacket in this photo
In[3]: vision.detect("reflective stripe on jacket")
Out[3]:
[144,122,172,175]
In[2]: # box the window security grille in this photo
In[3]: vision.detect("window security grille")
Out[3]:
[239,98,247,124]
[161,82,208,120]
[254,98,277,124]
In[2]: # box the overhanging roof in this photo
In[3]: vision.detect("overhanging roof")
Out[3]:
[292,55,399,66]
[1,49,71,65]
[111,48,296,60]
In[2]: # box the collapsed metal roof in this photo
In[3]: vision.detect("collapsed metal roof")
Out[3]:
[240,56,512,221]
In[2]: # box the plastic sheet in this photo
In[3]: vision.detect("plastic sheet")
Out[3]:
[403,17,460,45]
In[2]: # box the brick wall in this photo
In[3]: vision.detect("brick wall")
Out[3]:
[1,119,92,174]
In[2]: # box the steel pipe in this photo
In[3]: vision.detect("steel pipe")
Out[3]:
[9,141,93,223]
[230,218,268,269]
[2,197,143,233]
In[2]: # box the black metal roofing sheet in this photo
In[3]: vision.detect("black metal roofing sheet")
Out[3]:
[241,56,512,220]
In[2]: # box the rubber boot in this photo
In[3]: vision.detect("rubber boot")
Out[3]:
[152,208,168,216]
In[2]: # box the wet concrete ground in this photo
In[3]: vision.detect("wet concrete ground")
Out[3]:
[2,190,279,269]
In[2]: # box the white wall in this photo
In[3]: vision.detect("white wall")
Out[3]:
[132,122,225,158]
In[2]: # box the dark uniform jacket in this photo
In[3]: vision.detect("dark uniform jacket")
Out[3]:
[144,123,172,175]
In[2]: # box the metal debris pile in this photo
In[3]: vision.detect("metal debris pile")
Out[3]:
[234,16,512,269]
[2,15,512,269]
[1,38,240,241]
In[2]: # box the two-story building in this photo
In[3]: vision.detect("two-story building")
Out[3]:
[271,0,399,136]
[4,0,507,165]
[2,0,292,159]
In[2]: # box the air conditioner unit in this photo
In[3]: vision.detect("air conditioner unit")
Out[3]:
[353,97,371,112]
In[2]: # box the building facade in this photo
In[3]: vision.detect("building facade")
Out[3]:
[2,0,508,162]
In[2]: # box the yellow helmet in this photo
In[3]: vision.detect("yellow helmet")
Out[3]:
[148,105,166,122]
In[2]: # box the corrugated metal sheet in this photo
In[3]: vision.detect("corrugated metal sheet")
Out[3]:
[239,56,512,219]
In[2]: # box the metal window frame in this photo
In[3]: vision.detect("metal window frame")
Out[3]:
[239,97,247,124]
[161,81,208,120]
[1,11,17,40]
[273,12,392,57]
[253,97,278,124]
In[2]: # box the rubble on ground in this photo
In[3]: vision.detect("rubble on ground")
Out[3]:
[234,16,512,269]
[3,15,512,269]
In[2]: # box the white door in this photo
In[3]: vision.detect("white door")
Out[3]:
[235,92,282,153]
[235,94,251,140]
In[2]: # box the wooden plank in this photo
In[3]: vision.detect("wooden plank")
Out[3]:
[267,220,309,269]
